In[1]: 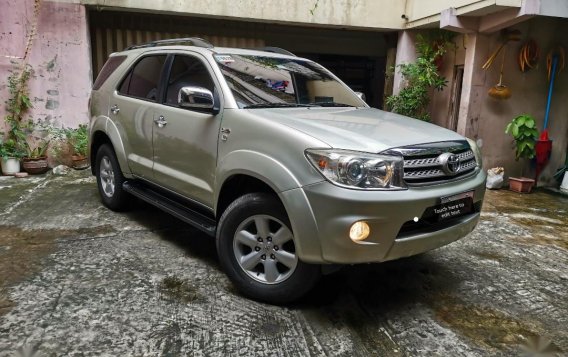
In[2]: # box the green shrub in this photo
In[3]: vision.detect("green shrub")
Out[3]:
[505,114,538,160]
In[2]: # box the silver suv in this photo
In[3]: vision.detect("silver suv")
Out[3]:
[89,38,486,303]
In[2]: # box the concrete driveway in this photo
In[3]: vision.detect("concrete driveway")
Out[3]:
[0,170,566,356]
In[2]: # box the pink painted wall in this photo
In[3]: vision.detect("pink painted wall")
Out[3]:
[0,0,92,132]
[429,17,568,187]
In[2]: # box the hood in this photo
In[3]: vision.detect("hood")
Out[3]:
[250,107,466,153]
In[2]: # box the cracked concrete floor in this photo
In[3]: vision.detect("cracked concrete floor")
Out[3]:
[0,170,567,356]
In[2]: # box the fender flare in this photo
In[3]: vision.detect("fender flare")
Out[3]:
[215,150,302,206]
[215,150,324,262]
[90,116,132,177]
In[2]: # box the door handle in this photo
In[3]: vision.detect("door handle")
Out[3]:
[154,115,167,128]
[221,127,231,141]
[110,104,120,115]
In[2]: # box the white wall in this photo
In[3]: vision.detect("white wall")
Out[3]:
[80,0,407,30]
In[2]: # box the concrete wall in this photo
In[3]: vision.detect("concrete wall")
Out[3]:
[430,17,568,185]
[81,0,406,30]
[539,0,568,18]
[429,34,467,129]
[0,0,92,131]
[404,0,522,27]
[392,31,417,95]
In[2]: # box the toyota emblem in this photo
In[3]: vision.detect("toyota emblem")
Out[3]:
[439,153,461,176]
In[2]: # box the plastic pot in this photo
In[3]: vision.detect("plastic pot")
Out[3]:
[1,157,21,175]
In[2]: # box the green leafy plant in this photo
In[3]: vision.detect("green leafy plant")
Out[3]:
[0,136,25,158]
[5,64,33,126]
[505,114,539,160]
[18,118,52,159]
[2,63,34,160]
[23,139,50,159]
[52,124,88,157]
[386,31,454,121]
[66,124,88,157]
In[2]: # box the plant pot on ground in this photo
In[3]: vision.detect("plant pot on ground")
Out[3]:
[67,125,89,169]
[508,177,535,193]
[53,124,89,169]
[1,157,20,175]
[22,139,50,175]
[0,137,24,175]
[22,156,48,174]
[505,114,539,193]
[71,154,89,170]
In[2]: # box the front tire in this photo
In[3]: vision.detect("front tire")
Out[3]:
[216,193,320,304]
[95,144,129,211]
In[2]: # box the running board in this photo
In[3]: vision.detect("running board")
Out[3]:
[123,181,216,236]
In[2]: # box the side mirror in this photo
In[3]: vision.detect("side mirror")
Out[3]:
[355,91,366,102]
[178,86,215,111]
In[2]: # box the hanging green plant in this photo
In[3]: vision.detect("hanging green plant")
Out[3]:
[505,114,539,160]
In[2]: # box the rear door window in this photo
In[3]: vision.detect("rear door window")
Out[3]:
[118,55,167,102]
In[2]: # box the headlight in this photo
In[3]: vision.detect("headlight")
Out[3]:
[466,138,483,168]
[305,149,407,190]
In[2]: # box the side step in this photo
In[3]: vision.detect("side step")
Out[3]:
[123,181,216,236]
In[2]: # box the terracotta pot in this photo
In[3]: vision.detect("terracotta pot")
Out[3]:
[71,155,90,170]
[22,156,49,175]
[509,177,535,193]
[1,157,20,175]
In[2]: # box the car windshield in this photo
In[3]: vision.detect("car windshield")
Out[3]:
[213,53,364,109]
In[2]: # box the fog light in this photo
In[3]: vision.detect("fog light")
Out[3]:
[349,221,370,242]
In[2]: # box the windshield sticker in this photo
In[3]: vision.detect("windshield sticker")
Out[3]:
[214,55,235,64]
[265,79,289,92]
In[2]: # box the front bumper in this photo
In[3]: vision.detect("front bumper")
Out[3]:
[281,169,486,264]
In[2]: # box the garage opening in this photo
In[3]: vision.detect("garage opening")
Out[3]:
[88,10,389,108]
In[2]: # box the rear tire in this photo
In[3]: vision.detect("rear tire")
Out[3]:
[95,144,129,211]
[216,193,320,304]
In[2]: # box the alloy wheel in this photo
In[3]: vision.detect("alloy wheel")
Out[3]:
[233,214,298,284]
[99,156,115,198]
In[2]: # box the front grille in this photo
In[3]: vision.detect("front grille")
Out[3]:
[384,141,478,186]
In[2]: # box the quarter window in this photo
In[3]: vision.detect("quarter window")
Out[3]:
[118,55,167,101]
[93,55,126,90]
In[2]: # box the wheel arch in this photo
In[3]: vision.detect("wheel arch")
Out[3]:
[216,174,280,220]
[89,116,131,177]
[214,150,303,220]
[215,172,323,264]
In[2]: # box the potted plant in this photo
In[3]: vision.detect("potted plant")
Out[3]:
[505,114,539,193]
[2,63,34,176]
[22,139,50,174]
[63,124,89,170]
[18,119,52,175]
[0,136,25,175]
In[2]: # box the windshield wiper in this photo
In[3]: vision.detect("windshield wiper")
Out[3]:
[308,102,355,107]
[244,103,316,109]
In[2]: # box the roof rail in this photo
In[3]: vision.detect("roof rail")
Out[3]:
[256,47,296,57]
[125,37,214,51]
